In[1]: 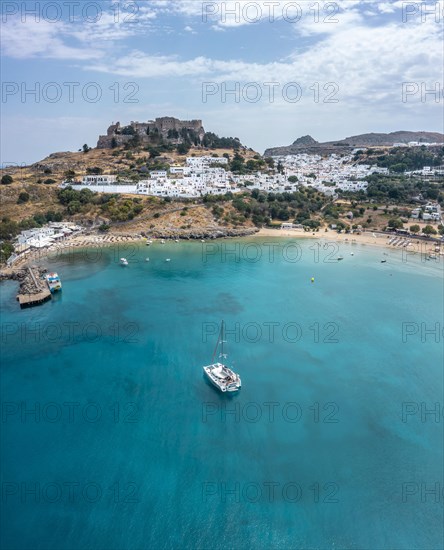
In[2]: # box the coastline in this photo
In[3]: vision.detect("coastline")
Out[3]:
[2,234,145,272]
[1,227,442,274]
[255,228,443,253]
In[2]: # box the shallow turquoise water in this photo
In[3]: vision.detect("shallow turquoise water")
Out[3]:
[1,239,443,550]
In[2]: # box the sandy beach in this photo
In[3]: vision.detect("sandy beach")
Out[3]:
[3,228,442,272]
[256,228,390,247]
[255,228,443,254]
[7,233,146,270]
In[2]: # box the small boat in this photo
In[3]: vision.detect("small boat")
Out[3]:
[381,259,387,263]
[201,239,206,243]
[426,254,437,260]
[120,258,129,266]
[160,239,165,244]
[175,239,179,243]
[350,253,354,256]
[45,272,62,293]
[165,258,171,262]
[203,321,241,393]
[145,258,150,262]
[337,256,344,261]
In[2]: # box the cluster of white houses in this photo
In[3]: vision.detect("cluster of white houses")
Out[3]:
[271,153,386,195]
[16,222,83,249]
[8,222,84,265]
[410,203,442,223]
[61,153,443,199]
[63,157,233,198]
[393,141,442,147]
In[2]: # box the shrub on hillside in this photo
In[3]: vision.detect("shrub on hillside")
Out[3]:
[1,175,13,185]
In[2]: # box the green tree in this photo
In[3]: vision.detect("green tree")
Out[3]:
[82,144,91,153]
[33,213,47,226]
[409,224,421,234]
[64,170,76,181]
[86,167,103,175]
[0,242,14,263]
[1,175,13,185]
[422,225,437,235]
[148,147,161,159]
[288,176,298,183]
[388,218,403,229]
[17,192,30,204]
[67,200,81,214]
[177,143,191,155]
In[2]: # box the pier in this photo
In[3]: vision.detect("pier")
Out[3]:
[17,289,52,308]
[16,267,52,309]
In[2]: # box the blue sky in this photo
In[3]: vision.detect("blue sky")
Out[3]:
[1,0,443,164]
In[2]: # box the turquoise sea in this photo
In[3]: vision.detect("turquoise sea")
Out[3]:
[1,238,443,550]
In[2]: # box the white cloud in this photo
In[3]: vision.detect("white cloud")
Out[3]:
[0,6,159,60]
[0,19,103,60]
[83,13,442,110]
[1,0,442,159]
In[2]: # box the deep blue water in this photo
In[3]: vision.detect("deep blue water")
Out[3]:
[1,238,443,550]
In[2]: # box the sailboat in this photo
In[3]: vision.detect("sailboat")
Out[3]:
[203,321,241,392]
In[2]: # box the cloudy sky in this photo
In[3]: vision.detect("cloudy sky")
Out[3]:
[1,0,443,164]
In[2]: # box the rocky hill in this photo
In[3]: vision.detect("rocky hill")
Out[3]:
[264,131,444,156]
[0,144,260,224]
[97,116,244,150]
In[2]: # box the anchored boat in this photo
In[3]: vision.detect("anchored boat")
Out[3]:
[203,321,241,393]
[45,272,62,293]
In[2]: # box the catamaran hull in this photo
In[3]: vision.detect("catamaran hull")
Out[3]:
[203,367,241,393]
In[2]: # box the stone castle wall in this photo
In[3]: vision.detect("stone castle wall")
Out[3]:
[97,117,205,148]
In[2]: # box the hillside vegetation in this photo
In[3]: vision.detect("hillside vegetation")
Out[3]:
[1,139,443,263]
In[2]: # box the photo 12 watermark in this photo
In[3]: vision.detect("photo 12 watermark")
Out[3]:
[1,321,140,344]
[401,402,443,423]
[401,2,443,22]
[402,82,443,103]
[201,241,347,264]
[401,322,443,343]
[202,321,340,344]
[1,2,140,23]
[202,2,340,24]
[1,480,140,504]
[202,480,340,503]
[2,82,139,104]
[202,82,340,104]
[401,482,443,503]
[201,401,340,424]
[1,401,141,424]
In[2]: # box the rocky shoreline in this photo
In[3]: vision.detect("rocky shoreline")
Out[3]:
[142,227,260,240]
[0,266,48,294]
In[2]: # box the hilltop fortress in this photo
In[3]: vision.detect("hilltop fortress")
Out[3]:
[97,117,205,148]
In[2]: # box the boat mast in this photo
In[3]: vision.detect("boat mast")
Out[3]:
[219,320,228,362]
[211,321,228,364]
[220,320,224,358]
